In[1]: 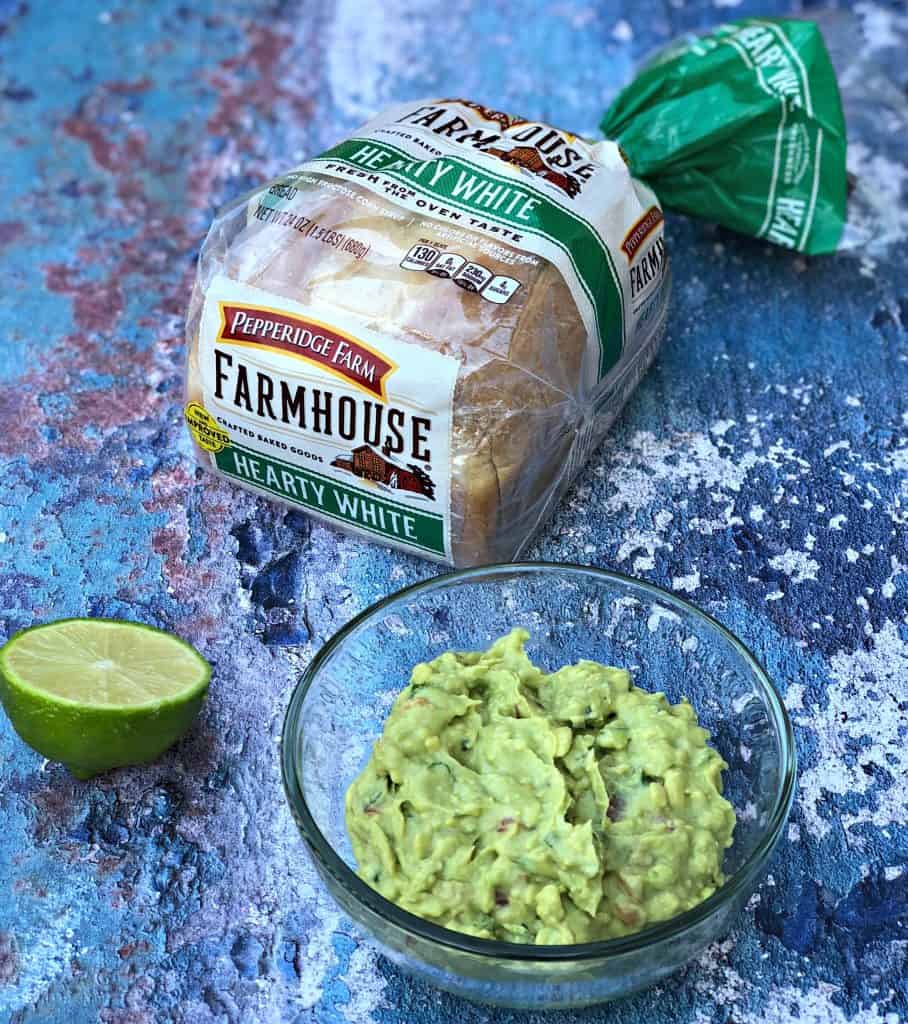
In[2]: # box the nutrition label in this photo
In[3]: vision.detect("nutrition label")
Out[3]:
[400,244,521,304]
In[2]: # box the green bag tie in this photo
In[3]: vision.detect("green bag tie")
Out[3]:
[601,18,847,255]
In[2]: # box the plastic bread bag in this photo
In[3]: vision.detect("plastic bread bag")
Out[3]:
[184,17,847,566]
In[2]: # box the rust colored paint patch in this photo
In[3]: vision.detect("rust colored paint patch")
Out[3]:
[0,385,49,459]
[0,221,24,246]
[44,264,126,336]
[206,25,314,137]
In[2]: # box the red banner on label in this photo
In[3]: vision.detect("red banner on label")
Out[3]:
[621,206,664,261]
[218,303,395,399]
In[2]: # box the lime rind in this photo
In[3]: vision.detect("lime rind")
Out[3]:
[0,618,210,710]
[0,618,211,778]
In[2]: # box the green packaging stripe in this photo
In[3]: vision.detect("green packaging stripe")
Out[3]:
[601,18,847,254]
[305,138,625,379]
[215,444,446,556]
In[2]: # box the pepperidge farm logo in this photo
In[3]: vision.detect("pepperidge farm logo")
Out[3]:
[216,302,397,400]
[197,279,458,560]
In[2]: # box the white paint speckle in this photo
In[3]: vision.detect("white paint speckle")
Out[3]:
[611,18,633,41]
[647,606,680,633]
[857,1,904,49]
[615,509,673,570]
[769,550,820,584]
[750,505,765,523]
[785,684,805,711]
[843,139,908,255]
[762,982,895,1024]
[881,555,906,599]
[327,0,435,120]
[824,440,850,458]
[797,620,908,837]
[339,943,389,1023]
[710,419,736,438]
[859,256,877,278]
[829,514,848,530]
[672,569,701,593]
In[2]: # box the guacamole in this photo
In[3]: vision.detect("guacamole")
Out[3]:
[345,629,736,944]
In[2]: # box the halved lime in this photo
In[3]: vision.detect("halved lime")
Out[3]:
[0,619,210,779]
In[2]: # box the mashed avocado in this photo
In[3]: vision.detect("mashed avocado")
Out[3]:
[345,629,736,944]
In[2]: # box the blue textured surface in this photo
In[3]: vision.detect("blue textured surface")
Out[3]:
[0,2,906,1022]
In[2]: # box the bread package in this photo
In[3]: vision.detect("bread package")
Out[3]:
[185,19,846,565]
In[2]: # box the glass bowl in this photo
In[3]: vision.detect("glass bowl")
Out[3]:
[281,563,795,1009]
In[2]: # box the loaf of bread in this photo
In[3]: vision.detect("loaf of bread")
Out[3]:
[185,100,669,564]
[186,22,845,564]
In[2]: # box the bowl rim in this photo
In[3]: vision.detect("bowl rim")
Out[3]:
[281,561,797,962]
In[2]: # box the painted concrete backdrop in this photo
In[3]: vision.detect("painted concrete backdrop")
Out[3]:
[0,1,906,1022]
